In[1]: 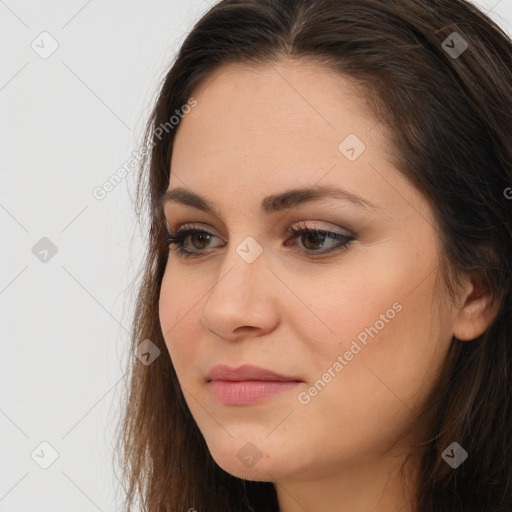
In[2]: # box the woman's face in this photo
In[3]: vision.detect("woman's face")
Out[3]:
[158,59,459,482]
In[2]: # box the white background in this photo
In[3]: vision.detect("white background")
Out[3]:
[1,1,511,510]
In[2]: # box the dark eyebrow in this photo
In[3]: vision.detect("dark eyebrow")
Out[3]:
[159,184,380,215]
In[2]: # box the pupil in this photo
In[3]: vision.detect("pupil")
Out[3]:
[304,231,325,249]
[193,233,209,249]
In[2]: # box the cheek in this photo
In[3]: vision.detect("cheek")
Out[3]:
[158,270,203,372]
[297,258,447,407]
[290,262,405,361]
[287,288,446,469]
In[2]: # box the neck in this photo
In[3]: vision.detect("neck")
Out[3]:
[274,450,421,512]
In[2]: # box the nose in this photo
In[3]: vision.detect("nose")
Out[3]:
[201,239,280,341]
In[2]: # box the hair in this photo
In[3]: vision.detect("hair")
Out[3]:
[114,0,512,510]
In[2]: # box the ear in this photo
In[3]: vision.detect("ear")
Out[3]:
[453,271,501,341]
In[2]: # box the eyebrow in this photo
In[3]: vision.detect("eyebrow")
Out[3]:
[159,184,380,216]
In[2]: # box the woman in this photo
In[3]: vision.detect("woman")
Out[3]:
[116,0,512,510]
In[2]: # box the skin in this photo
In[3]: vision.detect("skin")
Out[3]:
[158,59,500,512]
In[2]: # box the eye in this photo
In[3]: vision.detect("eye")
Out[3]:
[284,221,354,255]
[166,221,355,259]
[166,226,222,257]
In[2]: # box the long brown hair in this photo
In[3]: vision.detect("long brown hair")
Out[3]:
[114,1,512,510]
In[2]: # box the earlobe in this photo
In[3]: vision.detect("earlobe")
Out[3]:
[452,273,501,341]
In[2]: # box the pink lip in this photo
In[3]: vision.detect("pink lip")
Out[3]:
[206,364,300,382]
[206,364,302,406]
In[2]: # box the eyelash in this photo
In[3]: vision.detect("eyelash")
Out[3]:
[165,221,355,259]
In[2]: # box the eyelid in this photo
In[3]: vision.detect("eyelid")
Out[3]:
[165,220,354,238]
[287,220,354,237]
[167,221,221,238]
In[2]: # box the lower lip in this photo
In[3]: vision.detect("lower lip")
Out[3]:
[207,380,301,405]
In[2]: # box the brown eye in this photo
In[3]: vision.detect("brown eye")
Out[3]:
[300,230,328,251]
[167,228,223,257]
[285,223,355,255]
[189,232,212,250]
[166,224,355,259]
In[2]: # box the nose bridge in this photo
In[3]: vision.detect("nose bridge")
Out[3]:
[213,233,267,300]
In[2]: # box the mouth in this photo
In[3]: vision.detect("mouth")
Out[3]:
[206,364,303,406]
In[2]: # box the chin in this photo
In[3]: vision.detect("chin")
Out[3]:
[205,438,284,482]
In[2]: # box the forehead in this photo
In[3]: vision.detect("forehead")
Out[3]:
[176,59,374,138]
[172,61,386,178]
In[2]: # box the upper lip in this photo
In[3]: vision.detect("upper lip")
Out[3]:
[206,364,301,382]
